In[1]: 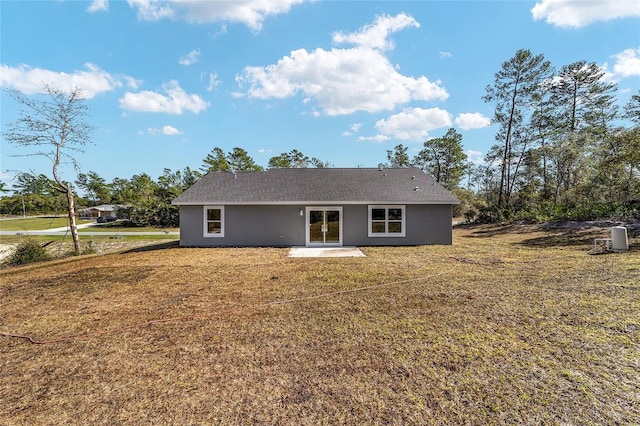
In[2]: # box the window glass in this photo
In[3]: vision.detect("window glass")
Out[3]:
[207,209,221,221]
[388,222,402,233]
[204,206,224,237]
[371,222,386,233]
[388,208,402,220]
[371,208,386,221]
[368,205,405,237]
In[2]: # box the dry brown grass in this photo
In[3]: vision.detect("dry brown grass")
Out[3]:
[1,224,638,425]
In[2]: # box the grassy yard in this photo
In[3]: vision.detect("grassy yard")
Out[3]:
[77,223,179,233]
[1,224,638,425]
[0,234,178,246]
[0,217,177,234]
[0,217,93,231]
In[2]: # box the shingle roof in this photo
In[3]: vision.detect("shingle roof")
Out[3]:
[172,167,459,205]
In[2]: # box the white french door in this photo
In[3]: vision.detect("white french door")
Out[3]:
[306,207,342,246]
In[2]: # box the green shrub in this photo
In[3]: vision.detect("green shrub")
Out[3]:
[119,204,179,227]
[81,240,98,255]
[463,209,477,223]
[5,239,51,266]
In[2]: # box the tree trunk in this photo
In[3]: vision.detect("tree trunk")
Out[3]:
[499,82,520,209]
[542,139,549,200]
[65,185,81,254]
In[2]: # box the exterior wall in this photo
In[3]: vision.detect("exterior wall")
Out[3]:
[179,203,453,247]
[180,205,306,247]
[342,204,452,246]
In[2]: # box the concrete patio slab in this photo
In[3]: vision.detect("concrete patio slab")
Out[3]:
[288,247,366,258]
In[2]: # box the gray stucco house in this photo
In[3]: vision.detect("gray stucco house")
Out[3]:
[172,167,459,247]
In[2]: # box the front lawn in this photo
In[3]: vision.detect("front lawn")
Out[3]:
[78,222,179,233]
[0,217,93,231]
[0,234,178,246]
[0,224,638,425]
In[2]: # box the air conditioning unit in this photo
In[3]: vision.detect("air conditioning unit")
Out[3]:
[610,226,629,253]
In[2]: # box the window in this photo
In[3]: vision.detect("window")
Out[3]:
[368,205,405,237]
[203,206,224,237]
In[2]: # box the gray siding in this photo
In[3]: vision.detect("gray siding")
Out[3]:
[180,205,305,247]
[179,204,452,247]
[342,204,453,246]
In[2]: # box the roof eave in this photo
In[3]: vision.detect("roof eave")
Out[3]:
[172,200,460,206]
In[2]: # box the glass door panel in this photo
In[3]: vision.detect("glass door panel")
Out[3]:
[325,210,340,243]
[309,210,325,243]
[307,208,342,246]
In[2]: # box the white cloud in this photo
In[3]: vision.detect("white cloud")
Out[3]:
[531,0,640,28]
[332,13,419,50]
[0,63,135,98]
[179,49,200,66]
[123,76,142,90]
[162,125,183,135]
[342,122,363,136]
[602,48,640,82]
[455,112,491,130]
[364,107,452,142]
[126,0,175,20]
[210,23,228,39]
[611,48,640,78]
[357,134,390,143]
[466,150,485,165]
[145,125,183,135]
[207,73,221,91]
[439,51,452,58]
[88,0,109,13]
[236,14,448,116]
[126,0,305,30]
[119,80,210,114]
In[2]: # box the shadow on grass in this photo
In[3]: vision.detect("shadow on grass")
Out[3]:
[522,224,639,249]
[459,222,639,250]
[520,228,604,248]
[457,223,538,238]
[121,240,180,254]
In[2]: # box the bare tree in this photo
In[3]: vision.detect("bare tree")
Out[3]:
[4,85,94,254]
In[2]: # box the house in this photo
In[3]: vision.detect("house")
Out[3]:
[78,204,125,219]
[172,167,459,247]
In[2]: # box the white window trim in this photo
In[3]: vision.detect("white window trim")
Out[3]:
[203,205,225,238]
[368,205,406,237]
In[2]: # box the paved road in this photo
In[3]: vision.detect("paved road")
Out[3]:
[0,231,179,236]
[0,222,179,236]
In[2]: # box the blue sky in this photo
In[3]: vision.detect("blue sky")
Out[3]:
[1,0,639,189]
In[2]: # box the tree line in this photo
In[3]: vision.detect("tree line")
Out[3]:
[0,147,332,228]
[383,49,639,222]
[3,48,639,246]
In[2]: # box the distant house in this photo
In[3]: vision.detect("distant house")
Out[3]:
[172,167,459,247]
[79,204,124,218]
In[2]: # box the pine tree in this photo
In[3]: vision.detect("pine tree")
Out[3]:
[483,49,553,209]
[413,128,467,190]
